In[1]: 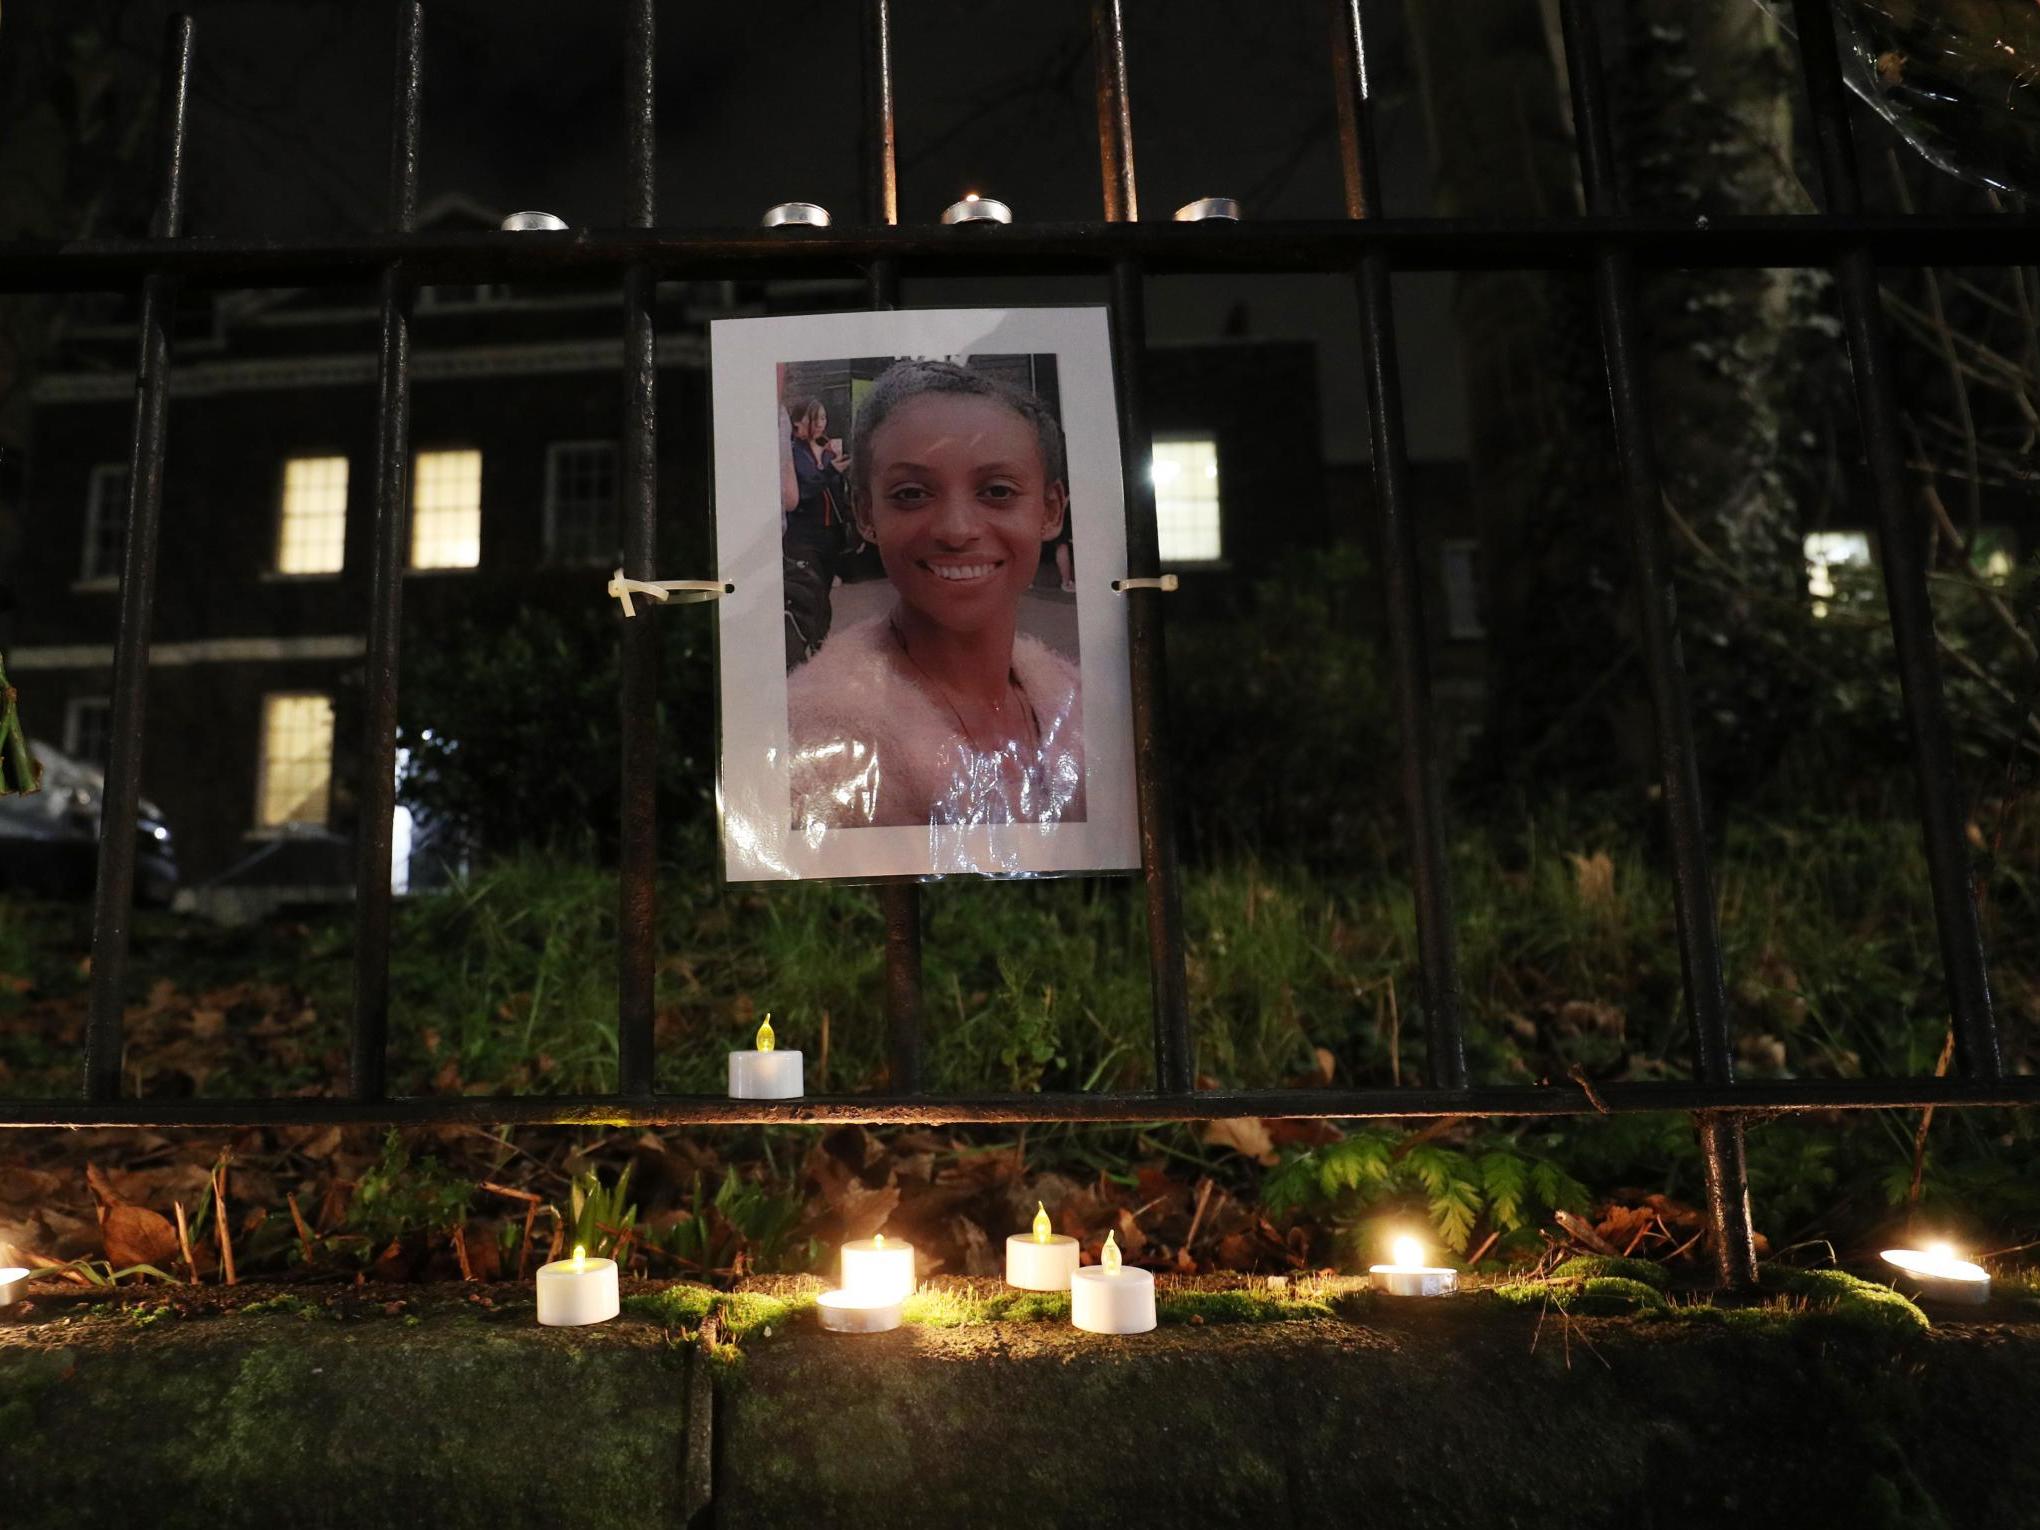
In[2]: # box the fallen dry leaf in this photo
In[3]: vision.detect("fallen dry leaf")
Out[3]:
[1201,1117,1280,1166]
[87,1165,179,1269]
[1568,849,1616,908]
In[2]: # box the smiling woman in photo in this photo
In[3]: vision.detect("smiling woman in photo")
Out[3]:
[785,358,1084,831]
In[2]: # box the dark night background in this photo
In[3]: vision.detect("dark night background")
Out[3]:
[0,0,2036,1399]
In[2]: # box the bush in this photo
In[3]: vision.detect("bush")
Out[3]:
[396,590,716,864]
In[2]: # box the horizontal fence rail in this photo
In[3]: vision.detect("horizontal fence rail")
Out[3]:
[3,1078,2037,1132]
[0,216,2033,291]
[4,1,2029,1291]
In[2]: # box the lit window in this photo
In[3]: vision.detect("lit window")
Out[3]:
[545,441,619,565]
[1440,539,1485,639]
[65,697,112,768]
[410,449,482,570]
[81,464,127,582]
[1804,530,1872,618]
[256,693,335,828]
[1151,436,1221,565]
[276,455,349,574]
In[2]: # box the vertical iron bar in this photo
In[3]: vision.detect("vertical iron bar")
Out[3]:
[1558,0,1756,1285]
[1092,0,1193,1093]
[348,0,424,1102]
[83,14,194,1102]
[861,0,899,231]
[1328,0,1467,1090]
[1789,0,2001,1080]
[862,0,922,1093]
[616,0,660,1097]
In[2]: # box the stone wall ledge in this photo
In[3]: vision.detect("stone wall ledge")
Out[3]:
[2,1276,2036,1528]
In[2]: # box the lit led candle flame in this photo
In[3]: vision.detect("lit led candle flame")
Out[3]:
[874,1232,885,1250]
[536,1240,617,1326]
[965,191,980,202]
[1071,1228,1153,1332]
[1881,1240,1991,1304]
[1007,1202,1078,1290]
[1370,1231,1457,1297]
[729,1011,800,1098]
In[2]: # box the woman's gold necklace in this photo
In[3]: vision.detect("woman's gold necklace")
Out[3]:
[889,617,1041,756]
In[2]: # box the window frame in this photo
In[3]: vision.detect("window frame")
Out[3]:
[76,462,129,589]
[267,452,351,580]
[63,695,113,768]
[1439,537,1486,641]
[406,446,485,573]
[252,690,337,832]
[542,438,622,567]
[1150,431,1225,569]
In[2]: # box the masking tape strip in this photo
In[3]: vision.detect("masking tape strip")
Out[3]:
[1110,574,1180,594]
[608,570,734,618]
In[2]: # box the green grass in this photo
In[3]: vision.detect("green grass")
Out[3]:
[1,795,2035,1269]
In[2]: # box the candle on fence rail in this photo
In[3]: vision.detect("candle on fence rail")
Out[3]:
[535,1243,618,1327]
[819,1231,915,1334]
[1880,1241,1990,1306]
[728,1013,803,1099]
[1006,1201,1080,1291]
[941,191,1012,225]
[1369,1235,1457,1298]
[1071,1231,1154,1334]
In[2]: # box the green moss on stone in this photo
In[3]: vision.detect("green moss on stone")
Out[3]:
[1157,1290,1336,1325]
[624,1283,812,1342]
[1779,1269,1930,1339]
[721,1290,811,1340]
[1570,1277,1670,1315]
[1548,1255,1670,1290]
[624,1283,719,1328]
[1486,1275,1666,1316]
[235,1294,319,1319]
[902,1288,1068,1326]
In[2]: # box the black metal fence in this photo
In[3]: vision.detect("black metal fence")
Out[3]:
[3,0,2033,1291]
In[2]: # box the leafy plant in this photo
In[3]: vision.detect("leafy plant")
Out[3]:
[566,1162,637,1260]
[650,1170,819,1276]
[345,1130,472,1254]
[1264,1127,1589,1256]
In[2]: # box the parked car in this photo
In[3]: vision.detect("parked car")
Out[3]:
[0,741,179,905]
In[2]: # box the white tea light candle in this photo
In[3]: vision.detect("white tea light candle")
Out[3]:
[1881,1242,1990,1306]
[535,1244,619,1327]
[941,192,1012,225]
[728,1014,803,1099]
[840,1232,916,1303]
[1369,1236,1458,1297]
[817,1289,903,1333]
[0,1266,28,1307]
[1070,1231,1155,1334]
[1006,1201,1081,1291]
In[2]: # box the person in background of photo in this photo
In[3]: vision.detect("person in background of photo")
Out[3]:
[782,397,850,667]
[786,359,1084,829]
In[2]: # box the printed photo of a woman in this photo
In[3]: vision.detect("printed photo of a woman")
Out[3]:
[785,358,1083,830]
